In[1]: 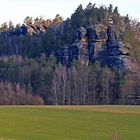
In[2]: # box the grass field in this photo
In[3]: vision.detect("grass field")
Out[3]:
[0,106,139,140]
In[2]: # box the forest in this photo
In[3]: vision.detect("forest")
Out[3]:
[0,3,139,105]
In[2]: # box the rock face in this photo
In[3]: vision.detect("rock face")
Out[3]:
[1,23,55,36]
[55,24,136,73]
[96,26,137,72]
[0,20,136,73]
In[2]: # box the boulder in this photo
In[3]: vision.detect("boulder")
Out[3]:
[77,27,87,42]
[87,25,98,42]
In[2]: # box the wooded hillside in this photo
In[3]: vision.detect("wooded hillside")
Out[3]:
[0,3,139,105]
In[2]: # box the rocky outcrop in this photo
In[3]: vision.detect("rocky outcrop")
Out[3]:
[54,23,137,73]
[96,26,137,72]
[0,17,63,37]
[0,19,137,73]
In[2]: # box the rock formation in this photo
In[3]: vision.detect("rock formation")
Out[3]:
[54,22,137,74]
[0,18,137,73]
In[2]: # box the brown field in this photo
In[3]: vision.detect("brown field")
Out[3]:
[2,105,140,114]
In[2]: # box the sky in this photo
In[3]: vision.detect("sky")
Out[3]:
[0,0,140,25]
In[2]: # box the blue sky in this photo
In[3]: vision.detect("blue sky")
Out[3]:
[0,0,140,25]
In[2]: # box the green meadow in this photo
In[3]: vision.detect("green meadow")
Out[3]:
[0,106,139,140]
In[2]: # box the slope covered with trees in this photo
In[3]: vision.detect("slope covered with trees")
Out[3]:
[0,3,139,105]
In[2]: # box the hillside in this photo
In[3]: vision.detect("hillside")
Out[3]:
[0,3,139,105]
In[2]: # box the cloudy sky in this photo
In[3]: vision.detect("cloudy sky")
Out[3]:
[0,0,139,25]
